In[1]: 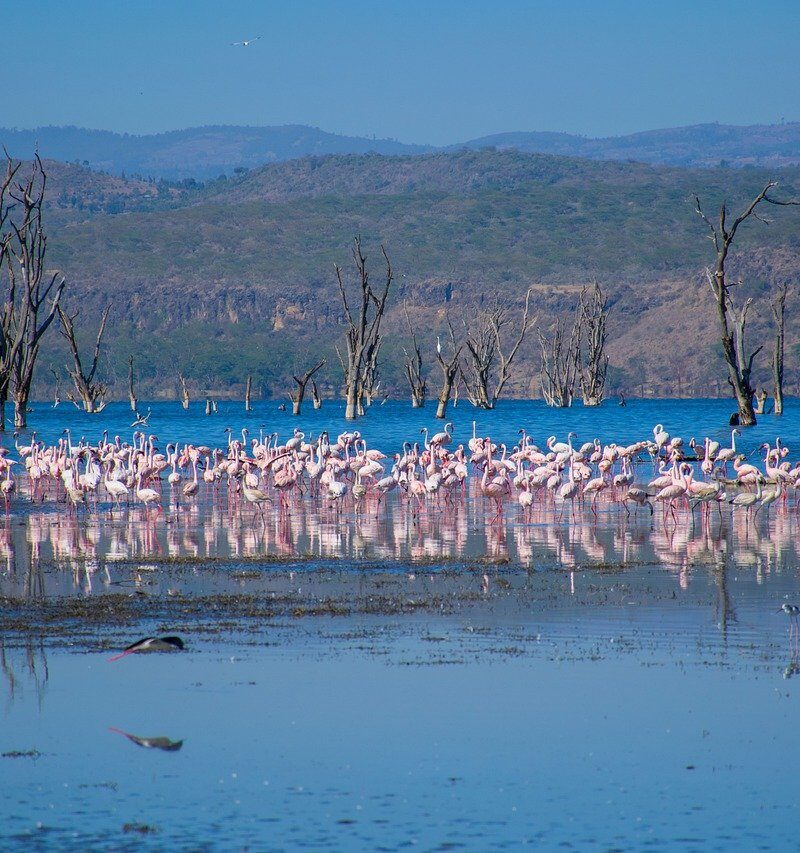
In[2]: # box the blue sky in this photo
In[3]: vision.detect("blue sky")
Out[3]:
[7,0,799,144]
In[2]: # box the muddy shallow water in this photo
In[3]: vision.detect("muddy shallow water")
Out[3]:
[2,538,800,850]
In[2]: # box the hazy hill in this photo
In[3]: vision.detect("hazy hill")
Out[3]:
[457,122,800,168]
[2,121,799,181]
[0,125,431,180]
[22,150,800,402]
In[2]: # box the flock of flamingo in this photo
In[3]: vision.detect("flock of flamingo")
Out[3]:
[0,422,796,528]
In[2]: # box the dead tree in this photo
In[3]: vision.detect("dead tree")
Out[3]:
[290,359,325,415]
[362,338,381,407]
[490,287,535,404]
[128,355,137,412]
[578,282,610,406]
[402,302,426,407]
[49,367,61,407]
[435,315,463,419]
[58,304,111,413]
[539,314,581,407]
[770,283,789,416]
[334,237,392,420]
[694,184,798,425]
[178,373,190,409]
[311,379,322,409]
[245,375,253,412]
[461,315,495,409]
[462,288,535,409]
[0,155,66,429]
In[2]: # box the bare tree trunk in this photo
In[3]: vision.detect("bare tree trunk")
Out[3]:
[290,359,325,415]
[771,283,788,416]
[491,286,535,404]
[402,302,426,407]
[311,379,322,409]
[58,304,110,413]
[362,339,380,408]
[462,318,495,409]
[335,238,392,420]
[1,155,66,430]
[13,385,30,429]
[435,316,462,419]
[694,186,798,425]
[578,282,610,406]
[538,312,581,407]
[245,375,253,412]
[179,374,190,409]
[128,355,137,412]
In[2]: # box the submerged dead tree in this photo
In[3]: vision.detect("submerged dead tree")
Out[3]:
[435,314,463,419]
[770,283,789,416]
[539,313,581,408]
[578,282,610,406]
[178,374,190,409]
[461,288,535,409]
[3,155,66,429]
[0,156,17,428]
[245,375,253,412]
[694,184,798,425]
[402,302,426,407]
[311,379,322,409]
[461,313,495,409]
[128,355,137,412]
[290,359,325,415]
[334,237,392,419]
[58,304,111,413]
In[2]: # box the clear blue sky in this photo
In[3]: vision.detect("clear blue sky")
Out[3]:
[7,0,799,144]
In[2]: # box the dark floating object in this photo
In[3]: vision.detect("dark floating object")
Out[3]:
[109,727,183,752]
[108,635,185,662]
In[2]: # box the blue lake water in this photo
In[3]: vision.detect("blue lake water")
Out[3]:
[2,396,799,849]
[3,565,800,850]
[13,396,799,457]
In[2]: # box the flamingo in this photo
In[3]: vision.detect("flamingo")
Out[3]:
[136,473,161,514]
[430,422,454,447]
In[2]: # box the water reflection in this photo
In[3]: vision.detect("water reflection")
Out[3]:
[0,492,799,600]
[0,635,49,712]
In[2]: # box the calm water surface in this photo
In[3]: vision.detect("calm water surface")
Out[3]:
[2,397,799,849]
[13,396,800,455]
[3,566,800,850]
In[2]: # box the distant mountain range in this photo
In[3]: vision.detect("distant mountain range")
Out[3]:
[2,121,799,179]
[0,125,430,180]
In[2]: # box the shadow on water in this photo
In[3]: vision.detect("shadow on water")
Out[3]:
[108,728,184,752]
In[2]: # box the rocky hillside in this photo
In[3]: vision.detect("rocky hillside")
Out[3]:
[23,150,800,402]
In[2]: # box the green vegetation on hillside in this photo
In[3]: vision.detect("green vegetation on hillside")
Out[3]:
[34,150,800,402]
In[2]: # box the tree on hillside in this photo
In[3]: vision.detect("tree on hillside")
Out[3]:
[0,154,66,429]
[694,184,798,425]
[58,304,111,413]
[334,237,392,420]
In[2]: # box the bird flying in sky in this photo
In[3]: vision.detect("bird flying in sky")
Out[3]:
[231,36,261,46]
